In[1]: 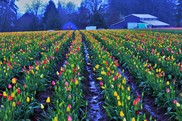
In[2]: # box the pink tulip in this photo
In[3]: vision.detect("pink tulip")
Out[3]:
[173,100,177,104]
[68,104,72,109]
[99,81,103,86]
[51,81,56,86]
[166,88,170,93]
[68,116,72,121]
[8,84,12,89]
[65,82,69,87]
[68,94,71,99]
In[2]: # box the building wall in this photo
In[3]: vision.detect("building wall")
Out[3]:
[110,15,170,29]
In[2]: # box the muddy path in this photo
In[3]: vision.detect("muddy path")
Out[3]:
[82,41,108,121]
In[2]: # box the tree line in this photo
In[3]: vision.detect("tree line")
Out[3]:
[0,0,181,32]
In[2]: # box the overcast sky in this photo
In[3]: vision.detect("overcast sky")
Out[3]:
[16,0,82,13]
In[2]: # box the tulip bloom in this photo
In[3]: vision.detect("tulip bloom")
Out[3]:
[17,88,21,94]
[26,97,30,103]
[3,92,7,98]
[52,81,56,86]
[8,95,13,101]
[120,111,124,117]
[41,104,44,109]
[67,115,72,121]
[46,97,51,103]
[96,77,102,81]
[53,116,58,121]
[8,84,12,89]
[12,78,17,84]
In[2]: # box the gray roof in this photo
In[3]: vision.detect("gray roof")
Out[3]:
[141,20,170,26]
[131,14,157,18]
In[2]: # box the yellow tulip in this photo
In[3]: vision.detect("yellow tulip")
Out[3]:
[40,74,44,78]
[122,78,126,84]
[117,96,120,100]
[56,71,59,76]
[95,64,99,69]
[41,104,44,109]
[176,102,180,107]
[12,102,16,107]
[166,81,170,85]
[53,116,58,121]
[11,93,15,98]
[101,86,105,89]
[12,78,17,84]
[132,117,135,121]
[127,87,130,91]
[35,66,39,70]
[120,111,124,117]
[66,106,70,112]
[75,80,79,85]
[118,101,121,106]
[114,91,118,97]
[3,91,7,97]
[101,71,106,76]
[46,97,51,103]
[97,77,102,81]
[127,96,130,100]
[26,97,30,103]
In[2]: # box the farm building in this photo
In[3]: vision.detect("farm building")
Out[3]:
[110,14,170,29]
[62,22,77,30]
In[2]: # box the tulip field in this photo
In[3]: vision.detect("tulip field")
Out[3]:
[0,30,181,121]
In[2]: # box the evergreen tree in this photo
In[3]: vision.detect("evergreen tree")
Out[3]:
[176,0,182,26]
[0,0,18,32]
[42,0,60,30]
[77,2,91,29]
[90,12,107,29]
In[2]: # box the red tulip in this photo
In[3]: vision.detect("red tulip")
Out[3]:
[8,95,13,101]
[136,110,140,115]
[17,101,21,106]
[133,100,138,106]
[56,48,59,52]
[17,88,21,94]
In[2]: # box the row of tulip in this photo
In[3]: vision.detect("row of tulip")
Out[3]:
[82,31,148,121]
[88,30,181,120]
[0,31,67,89]
[50,31,86,121]
[0,31,73,120]
[0,30,181,120]
[0,31,61,62]
[95,30,181,80]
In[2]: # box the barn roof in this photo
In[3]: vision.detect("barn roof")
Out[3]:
[62,22,77,30]
[127,14,158,19]
[141,20,170,26]
[110,20,124,26]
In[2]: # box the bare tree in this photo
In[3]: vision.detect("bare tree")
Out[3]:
[26,0,44,16]
[82,0,108,14]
